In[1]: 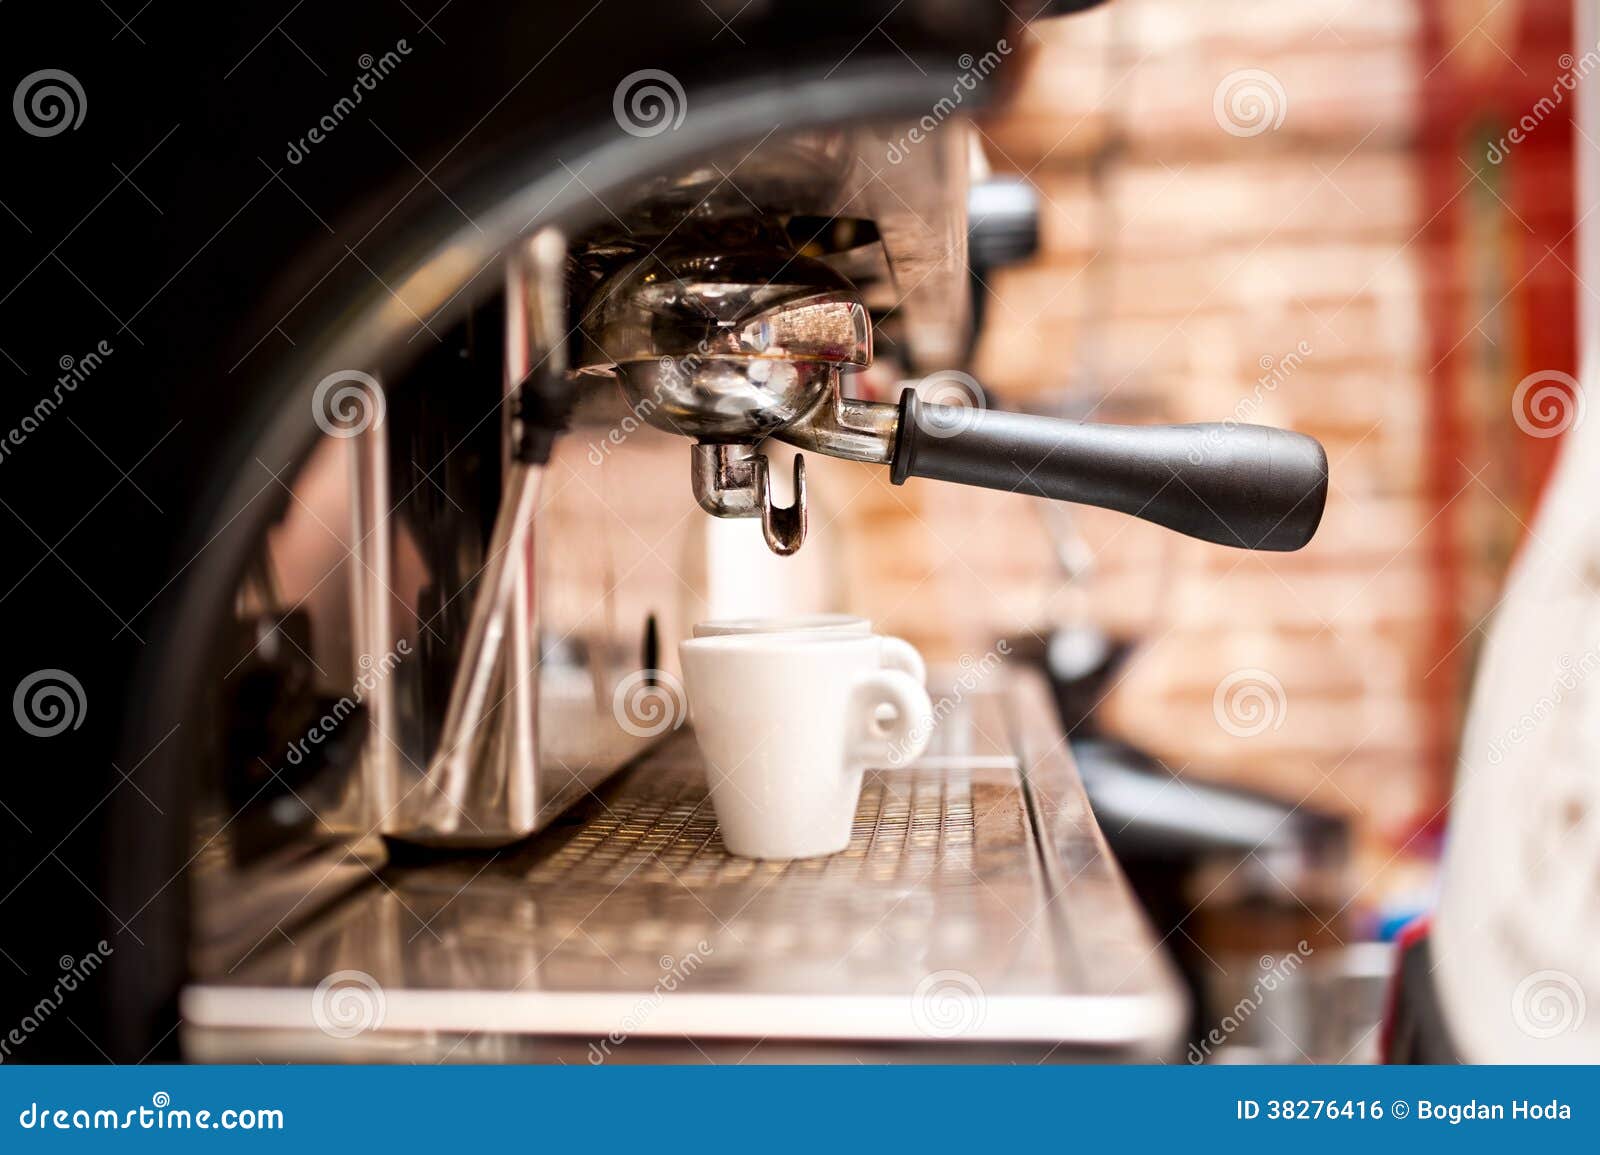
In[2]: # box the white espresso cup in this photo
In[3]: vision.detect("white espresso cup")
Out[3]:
[680,632,935,859]
[692,614,927,686]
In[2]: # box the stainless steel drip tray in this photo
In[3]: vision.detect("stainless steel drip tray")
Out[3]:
[182,672,1184,1062]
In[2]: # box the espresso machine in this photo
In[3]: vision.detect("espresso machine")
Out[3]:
[169,112,1328,1059]
[12,0,1326,1063]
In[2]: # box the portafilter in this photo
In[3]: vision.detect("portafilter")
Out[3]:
[576,250,1329,556]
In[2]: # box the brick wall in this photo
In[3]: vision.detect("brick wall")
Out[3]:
[833,0,1576,899]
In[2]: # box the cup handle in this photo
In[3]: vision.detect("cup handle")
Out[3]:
[877,635,927,686]
[847,668,934,771]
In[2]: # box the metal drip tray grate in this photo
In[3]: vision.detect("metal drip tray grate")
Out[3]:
[528,762,977,891]
[183,673,1183,1062]
[470,760,1012,984]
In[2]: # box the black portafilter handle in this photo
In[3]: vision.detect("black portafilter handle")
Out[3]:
[890,390,1329,551]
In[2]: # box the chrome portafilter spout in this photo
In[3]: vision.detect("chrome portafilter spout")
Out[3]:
[581,248,1331,556]
[579,251,872,556]
[691,442,806,555]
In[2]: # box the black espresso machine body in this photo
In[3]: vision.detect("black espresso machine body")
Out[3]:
[0,0,1313,1064]
[0,0,1058,1063]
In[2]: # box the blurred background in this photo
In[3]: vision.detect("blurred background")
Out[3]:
[782,0,1582,1060]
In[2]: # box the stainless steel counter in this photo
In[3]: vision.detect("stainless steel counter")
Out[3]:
[182,669,1184,1062]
